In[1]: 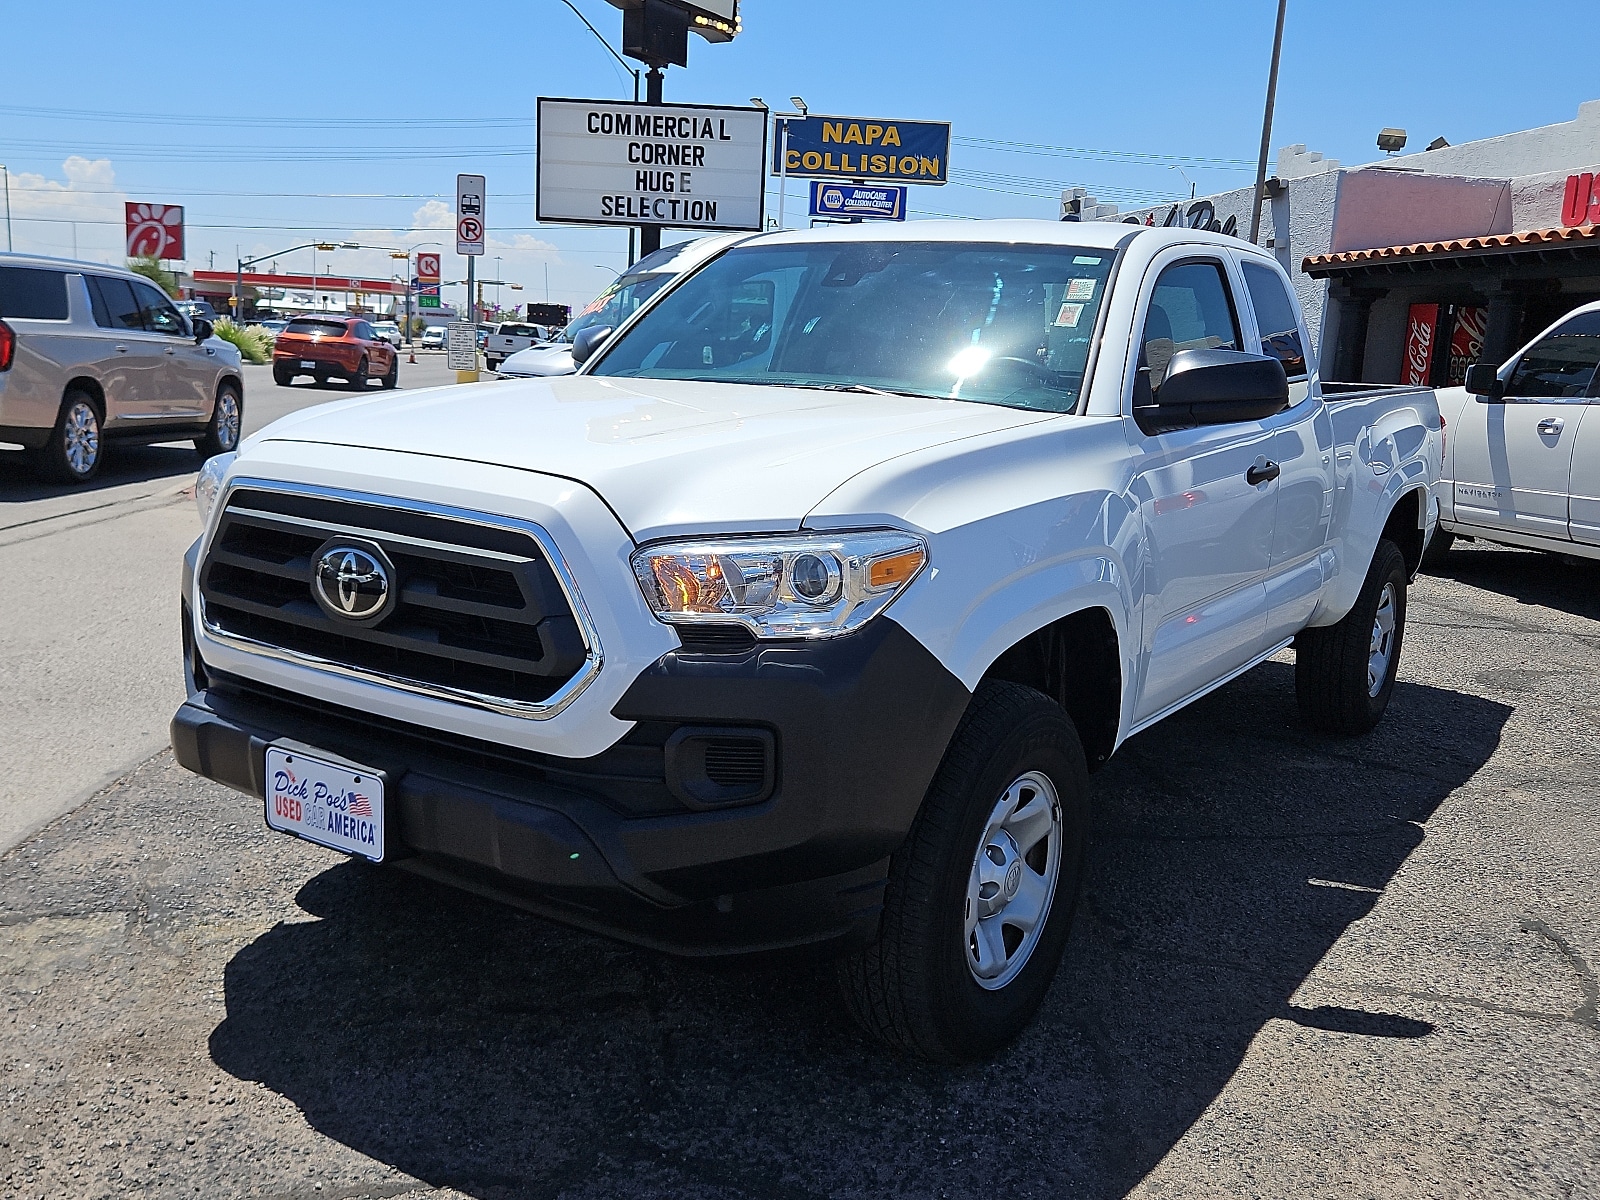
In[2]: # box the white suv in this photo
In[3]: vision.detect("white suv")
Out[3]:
[0,253,245,483]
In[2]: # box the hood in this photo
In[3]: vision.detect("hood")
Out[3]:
[250,374,1057,540]
[499,343,576,377]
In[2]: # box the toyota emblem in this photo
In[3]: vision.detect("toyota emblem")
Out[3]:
[313,544,392,622]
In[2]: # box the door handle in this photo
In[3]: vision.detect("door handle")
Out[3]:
[1247,460,1281,486]
[1537,417,1564,434]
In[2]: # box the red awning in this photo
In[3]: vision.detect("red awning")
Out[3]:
[1303,224,1600,275]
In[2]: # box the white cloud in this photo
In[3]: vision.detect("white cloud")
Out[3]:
[6,157,127,263]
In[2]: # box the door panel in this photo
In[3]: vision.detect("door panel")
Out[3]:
[1569,405,1600,545]
[85,275,165,420]
[1451,401,1578,540]
[131,280,208,416]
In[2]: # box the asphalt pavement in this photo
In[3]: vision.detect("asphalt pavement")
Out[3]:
[0,350,470,856]
[1,538,1596,1199]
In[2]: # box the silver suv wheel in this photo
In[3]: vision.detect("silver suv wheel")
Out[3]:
[62,400,101,477]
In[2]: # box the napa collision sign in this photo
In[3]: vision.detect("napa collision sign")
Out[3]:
[537,97,766,231]
[774,116,950,185]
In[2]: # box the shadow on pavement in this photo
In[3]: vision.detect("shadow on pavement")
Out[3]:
[0,441,200,504]
[210,661,1510,1199]
[1426,542,1600,622]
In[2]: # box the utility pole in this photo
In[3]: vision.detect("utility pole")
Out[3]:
[1248,0,1289,246]
[1,166,10,252]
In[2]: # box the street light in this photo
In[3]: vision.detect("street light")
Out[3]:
[235,241,359,323]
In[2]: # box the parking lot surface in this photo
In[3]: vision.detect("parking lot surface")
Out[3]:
[2,544,1597,1200]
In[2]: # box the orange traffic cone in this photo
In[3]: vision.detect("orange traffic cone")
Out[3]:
[408,348,417,364]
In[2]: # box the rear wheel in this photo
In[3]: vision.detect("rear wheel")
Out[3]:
[38,390,104,485]
[195,382,243,459]
[837,680,1090,1062]
[272,365,293,387]
[347,357,369,389]
[313,369,331,387]
[1295,539,1408,734]
[486,358,501,372]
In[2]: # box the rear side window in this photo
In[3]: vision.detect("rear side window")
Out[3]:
[285,319,348,336]
[1139,260,1240,390]
[87,276,146,331]
[354,321,375,340]
[1505,311,1600,398]
[0,266,69,319]
[1241,261,1307,379]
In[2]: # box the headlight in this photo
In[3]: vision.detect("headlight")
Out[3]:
[632,530,927,639]
[195,452,236,526]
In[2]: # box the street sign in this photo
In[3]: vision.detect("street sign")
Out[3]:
[536,97,766,231]
[446,320,478,370]
[810,182,907,221]
[456,175,486,256]
[416,252,440,282]
[125,202,185,260]
[773,116,950,185]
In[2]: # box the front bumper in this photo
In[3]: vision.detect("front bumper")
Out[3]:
[174,611,971,957]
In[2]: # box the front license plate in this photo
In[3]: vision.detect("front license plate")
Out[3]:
[300,359,317,369]
[264,746,384,861]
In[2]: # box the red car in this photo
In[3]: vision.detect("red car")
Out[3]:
[272,315,399,389]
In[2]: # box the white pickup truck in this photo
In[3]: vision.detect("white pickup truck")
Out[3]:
[484,322,548,373]
[172,221,1442,1061]
[1430,300,1600,564]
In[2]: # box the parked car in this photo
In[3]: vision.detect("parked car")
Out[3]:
[370,321,403,348]
[0,252,244,483]
[1429,300,1600,565]
[258,319,289,338]
[485,322,545,372]
[177,298,220,323]
[174,222,1442,1061]
[420,326,446,350]
[498,235,748,378]
[271,315,398,389]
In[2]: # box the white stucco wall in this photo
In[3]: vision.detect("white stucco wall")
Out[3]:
[1383,99,1600,180]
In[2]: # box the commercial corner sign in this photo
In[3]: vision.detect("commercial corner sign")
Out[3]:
[456,174,486,256]
[810,182,906,221]
[125,202,185,260]
[774,116,949,185]
[536,97,766,231]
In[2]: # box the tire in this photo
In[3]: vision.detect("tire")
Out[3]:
[195,382,243,459]
[38,390,104,485]
[381,357,399,389]
[347,357,369,390]
[313,370,331,388]
[1295,539,1408,735]
[1421,529,1455,571]
[837,680,1091,1062]
[486,359,501,372]
[272,365,293,387]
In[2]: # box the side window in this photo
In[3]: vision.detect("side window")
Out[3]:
[354,321,374,340]
[131,280,187,337]
[1138,260,1240,393]
[1504,311,1600,398]
[88,276,145,331]
[0,267,69,319]
[1241,261,1307,379]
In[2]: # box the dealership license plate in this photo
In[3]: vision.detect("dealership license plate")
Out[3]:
[300,359,317,369]
[264,746,384,862]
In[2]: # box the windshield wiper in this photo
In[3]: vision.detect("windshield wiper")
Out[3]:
[789,381,941,400]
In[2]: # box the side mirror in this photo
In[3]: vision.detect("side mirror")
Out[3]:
[570,325,614,367]
[1137,348,1289,432]
[193,318,214,343]
[1465,362,1504,399]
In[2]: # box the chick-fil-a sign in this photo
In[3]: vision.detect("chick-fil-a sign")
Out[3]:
[1562,173,1600,228]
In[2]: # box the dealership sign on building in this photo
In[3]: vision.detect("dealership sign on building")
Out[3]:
[774,116,950,184]
[536,97,766,231]
[125,203,185,260]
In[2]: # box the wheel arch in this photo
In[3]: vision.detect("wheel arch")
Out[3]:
[62,376,106,420]
[1381,485,1428,578]
[977,605,1123,771]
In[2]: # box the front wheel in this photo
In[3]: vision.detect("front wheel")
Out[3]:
[837,680,1090,1062]
[195,382,243,459]
[381,357,398,389]
[1295,539,1408,734]
[1421,529,1455,571]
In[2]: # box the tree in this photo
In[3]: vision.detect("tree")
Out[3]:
[127,254,180,298]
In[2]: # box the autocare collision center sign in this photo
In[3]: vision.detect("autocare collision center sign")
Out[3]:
[537,98,766,231]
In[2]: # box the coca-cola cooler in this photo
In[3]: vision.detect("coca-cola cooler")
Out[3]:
[1404,302,1487,387]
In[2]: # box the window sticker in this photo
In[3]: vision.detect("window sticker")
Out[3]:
[1065,278,1096,301]
[1054,302,1085,328]
[1072,255,1103,265]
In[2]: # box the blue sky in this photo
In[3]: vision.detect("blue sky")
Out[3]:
[2,0,1595,311]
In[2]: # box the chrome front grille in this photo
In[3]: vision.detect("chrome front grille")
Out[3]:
[197,483,599,718]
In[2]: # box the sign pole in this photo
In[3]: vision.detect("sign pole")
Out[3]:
[638,68,665,257]
[777,117,789,230]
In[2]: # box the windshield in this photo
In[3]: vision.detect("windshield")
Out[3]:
[588,242,1116,412]
[560,271,673,344]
